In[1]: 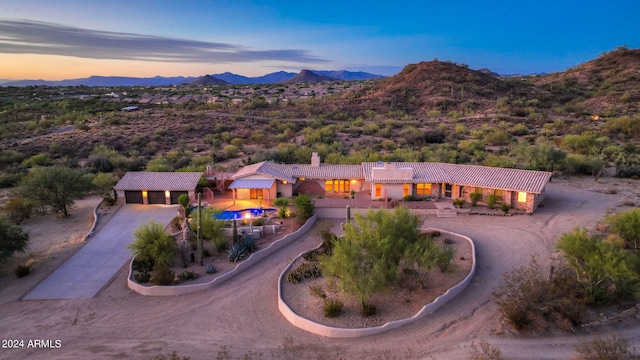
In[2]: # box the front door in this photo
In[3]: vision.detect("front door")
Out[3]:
[444,183,453,198]
[250,188,263,199]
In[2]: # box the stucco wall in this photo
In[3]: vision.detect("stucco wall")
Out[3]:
[277,228,477,338]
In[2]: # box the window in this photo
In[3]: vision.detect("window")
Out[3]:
[375,184,382,198]
[403,184,410,197]
[325,180,333,192]
[518,191,527,203]
[475,187,482,195]
[416,183,432,195]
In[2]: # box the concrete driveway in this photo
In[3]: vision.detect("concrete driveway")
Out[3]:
[24,204,178,300]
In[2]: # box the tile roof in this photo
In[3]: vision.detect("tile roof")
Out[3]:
[232,161,552,194]
[363,162,551,194]
[114,172,202,191]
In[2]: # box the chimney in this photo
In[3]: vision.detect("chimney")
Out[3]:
[311,152,320,167]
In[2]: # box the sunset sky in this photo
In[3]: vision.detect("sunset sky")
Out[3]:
[1,0,638,81]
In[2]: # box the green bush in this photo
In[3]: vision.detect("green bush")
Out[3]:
[274,197,289,218]
[2,197,33,225]
[453,198,465,208]
[294,194,314,225]
[501,203,511,214]
[177,271,199,281]
[487,194,498,209]
[605,208,640,249]
[151,264,175,285]
[469,192,482,206]
[134,271,151,283]
[14,265,31,278]
[323,298,344,318]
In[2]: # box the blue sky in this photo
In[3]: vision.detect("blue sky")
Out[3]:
[0,0,638,80]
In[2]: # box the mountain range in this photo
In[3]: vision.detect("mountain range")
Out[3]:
[0,70,384,87]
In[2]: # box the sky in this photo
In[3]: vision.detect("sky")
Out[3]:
[0,0,638,80]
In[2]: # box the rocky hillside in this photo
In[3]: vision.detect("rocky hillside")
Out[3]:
[533,47,640,116]
[336,60,548,116]
[282,70,338,83]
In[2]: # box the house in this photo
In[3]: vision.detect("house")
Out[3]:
[114,172,202,205]
[227,153,552,213]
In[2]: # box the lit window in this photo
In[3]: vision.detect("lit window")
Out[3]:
[375,184,382,198]
[325,180,333,192]
[416,183,432,195]
[403,184,409,197]
[518,191,527,203]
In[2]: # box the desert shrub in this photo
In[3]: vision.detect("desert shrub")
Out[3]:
[469,340,503,360]
[293,194,314,224]
[557,227,640,303]
[21,153,53,168]
[132,257,154,273]
[177,271,198,281]
[0,172,24,188]
[206,264,217,274]
[14,264,31,278]
[323,298,344,318]
[151,264,175,285]
[470,192,482,206]
[133,271,151,283]
[272,197,289,218]
[510,123,529,136]
[487,194,498,209]
[483,128,510,146]
[564,154,605,176]
[573,336,636,360]
[286,262,321,283]
[212,235,229,253]
[501,203,511,214]
[453,198,465,208]
[494,258,587,332]
[605,208,640,249]
[436,246,455,273]
[3,197,33,225]
[309,284,327,299]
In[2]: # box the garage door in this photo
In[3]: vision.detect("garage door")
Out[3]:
[147,191,166,204]
[170,191,188,204]
[124,191,143,204]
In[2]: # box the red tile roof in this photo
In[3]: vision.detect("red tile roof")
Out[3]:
[114,172,202,191]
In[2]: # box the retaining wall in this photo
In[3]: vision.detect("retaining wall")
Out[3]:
[127,214,318,296]
[277,227,477,338]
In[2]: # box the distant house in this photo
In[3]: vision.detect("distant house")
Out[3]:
[114,172,202,205]
[227,153,552,213]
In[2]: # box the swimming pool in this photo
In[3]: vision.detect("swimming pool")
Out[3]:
[214,208,277,220]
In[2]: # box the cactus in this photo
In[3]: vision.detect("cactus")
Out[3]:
[346,205,351,224]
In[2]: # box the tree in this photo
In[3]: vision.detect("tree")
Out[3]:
[557,228,640,303]
[274,197,289,218]
[92,172,118,200]
[0,216,30,264]
[293,194,314,225]
[605,208,640,249]
[193,207,226,252]
[18,166,92,216]
[128,221,175,267]
[320,207,422,314]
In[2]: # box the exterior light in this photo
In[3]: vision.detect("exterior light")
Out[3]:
[142,190,148,197]
[165,190,170,197]
[244,213,251,219]
[283,181,288,184]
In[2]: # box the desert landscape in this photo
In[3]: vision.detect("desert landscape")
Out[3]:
[0,175,639,359]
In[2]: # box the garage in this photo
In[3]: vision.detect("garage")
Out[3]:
[170,191,188,204]
[147,191,166,204]
[114,172,203,205]
[124,191,143,204]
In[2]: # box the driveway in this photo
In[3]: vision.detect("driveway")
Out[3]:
[23,204,178,300]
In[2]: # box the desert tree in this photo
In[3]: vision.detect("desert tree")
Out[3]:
[0,216,30,264]
[557,228,640,303]
[293,194,314,224]
[605,208,640,249]
[128,221,175,267]
[18,165,92,216]
[91,172,118,201]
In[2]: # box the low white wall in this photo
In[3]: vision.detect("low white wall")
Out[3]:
[84,199,103,240]
[277,227,477,338]
[128,214,318,296]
